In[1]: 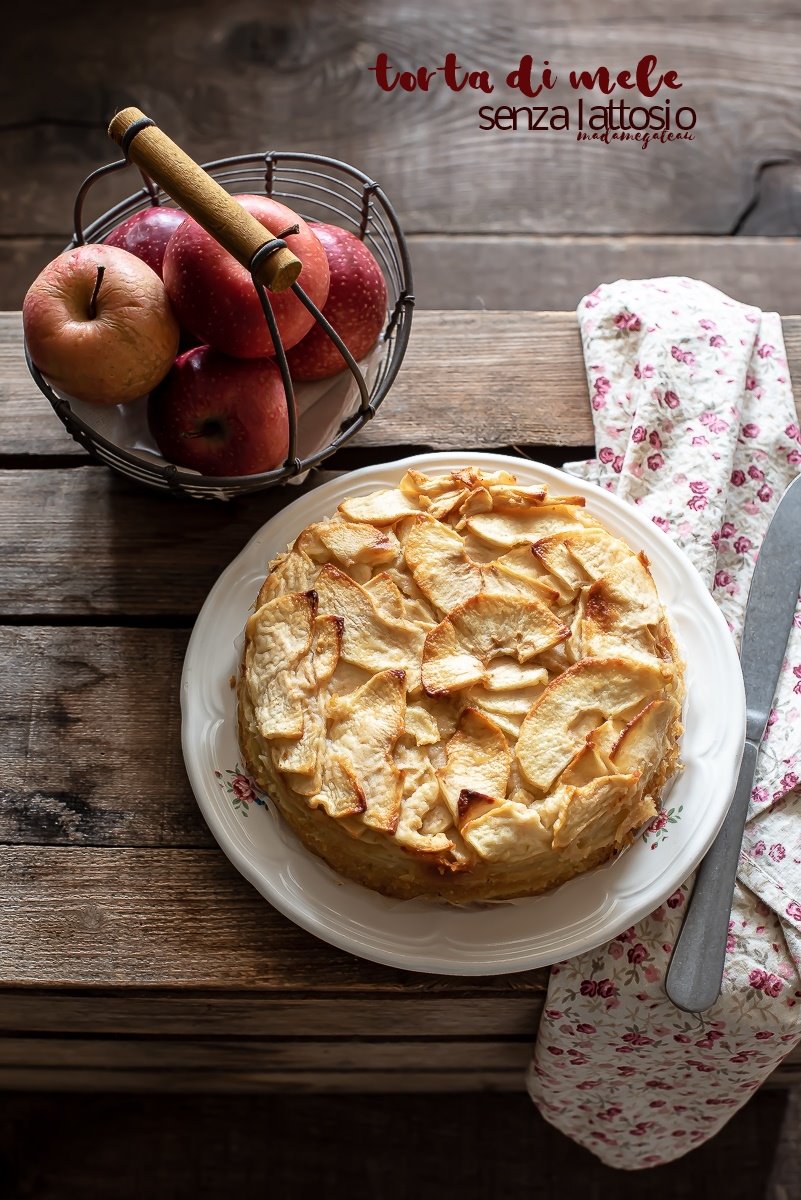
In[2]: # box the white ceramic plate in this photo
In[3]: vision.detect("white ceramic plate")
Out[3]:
[181,451,745,975]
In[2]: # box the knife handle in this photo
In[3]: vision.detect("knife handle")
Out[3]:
[665,739,758,1013]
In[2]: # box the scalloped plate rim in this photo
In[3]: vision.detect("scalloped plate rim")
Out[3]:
[181,451,745,975]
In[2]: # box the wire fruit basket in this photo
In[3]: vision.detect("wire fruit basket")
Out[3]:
[24,108,414,500]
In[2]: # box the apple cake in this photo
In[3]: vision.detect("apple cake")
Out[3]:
[237,467,684,901]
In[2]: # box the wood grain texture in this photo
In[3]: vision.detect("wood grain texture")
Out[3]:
[5,309,595,457]
[8,235,801,314]
[6,1065,801,1095]
[0,626,205,847]
[4,1033,801,1093]
[0,1037,534,1072]
[7,309,801,461]
[0,468,338,617]
[0,845,547,991]
[4,4,801,238]
[408,236,801,314]
[3,1064,801,1096]
[0,1068,527,1092]
[0,990,544,1037]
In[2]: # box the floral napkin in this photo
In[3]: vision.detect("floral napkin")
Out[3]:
[526,278,801,1169]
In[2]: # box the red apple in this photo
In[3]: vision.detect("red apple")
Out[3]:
[148,345,289,476]
[162,195,330,359]
[23,243,179,406]
[286,224,387,381]
[103,206,186,277]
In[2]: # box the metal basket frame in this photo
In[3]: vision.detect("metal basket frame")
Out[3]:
[25,150,414,500]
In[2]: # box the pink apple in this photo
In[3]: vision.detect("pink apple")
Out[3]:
[148,345,289,476]
[103,206,185,277]
[23,243,179,406]
[162,195,330,359]
[286,224,387,381]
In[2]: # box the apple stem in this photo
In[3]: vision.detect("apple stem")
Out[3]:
[88,265,105,320]
[277,224,300,239]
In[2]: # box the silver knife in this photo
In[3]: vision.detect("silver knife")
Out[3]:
[665,472,801,1013]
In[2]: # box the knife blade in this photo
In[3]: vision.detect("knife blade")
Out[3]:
[665,472,801,1013]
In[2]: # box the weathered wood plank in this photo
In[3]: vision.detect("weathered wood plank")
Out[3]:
[0,468,341,617]
[0,845,547,992]
[1,1035,798,1096]
[9,235,801,316]
[3,309,595,457]
[0,1067,527,1092]
[4,7,801,237]
[5,1029,799,1074]
[6,309,801,462]
[0,1037,534,1072]
[0,626,208,847]
[0,990,544,1038]
[409,236,801,314]
[3,1062,799,1095]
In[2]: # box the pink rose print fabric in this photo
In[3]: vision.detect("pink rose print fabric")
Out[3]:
[527,278,801,1169]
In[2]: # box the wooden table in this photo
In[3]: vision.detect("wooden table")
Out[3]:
[3,309,801,1093]
[6,1,801,316]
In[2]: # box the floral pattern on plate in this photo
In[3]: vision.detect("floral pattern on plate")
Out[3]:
[216,766,266,816]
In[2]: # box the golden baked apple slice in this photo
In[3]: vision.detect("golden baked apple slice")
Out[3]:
[485,484,549,512]
[456,484,494,523]
[364,571,406,619]
[562,741,613,786]
[611,697,682,774]
[564,530,634,581]
[257,545,320,606]
[483,659,549,691]
[461,799,552,863]
[313,519,399,568]
[400,466,515,503]
[516,655,674,791]
[425,488,473,521]
[394,745,454,857]
[404,513,565,616]
[467,506,592,550]
[551,772,642,851]
[465,683,545,738]
[312,669,407,831]
[586,719,621,759]
[314,563,425,678]
[399,468,462,500]
[272,614,343,782]
[422,592,570,696]
[404,704,441,746]
[492,546,565,605]
[308,754,367,820]
[338,489,419,525]
[481,564,551,603]
[245,591,318,740]
[437,707,511,823]
[581,553,661,659]
[532,530,630,598]
[403,513,484,614]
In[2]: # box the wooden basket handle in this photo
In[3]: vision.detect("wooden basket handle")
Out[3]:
[108,107,301,292]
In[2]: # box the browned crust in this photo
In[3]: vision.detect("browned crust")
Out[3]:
[238,663,682,903]
[456,789,496,825]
